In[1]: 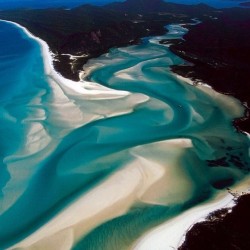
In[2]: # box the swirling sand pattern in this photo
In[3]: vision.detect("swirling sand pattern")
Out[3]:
[0,22,249,250]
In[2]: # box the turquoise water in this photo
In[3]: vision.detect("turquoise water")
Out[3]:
[0,21,53,246]
[0,20,47,199]
[0,21,249,249]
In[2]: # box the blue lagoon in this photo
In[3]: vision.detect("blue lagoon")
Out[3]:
[0,20,249,250]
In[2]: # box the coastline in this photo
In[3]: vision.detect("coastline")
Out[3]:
[1,19,249,250]
[158,21,250,126]
[172,62,249,137]
[171,62,250,135]
[1,20,131,99]
[132,176,250,250]
[169,9,250,133]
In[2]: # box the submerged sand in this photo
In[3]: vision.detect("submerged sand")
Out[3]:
[0,20,248,250]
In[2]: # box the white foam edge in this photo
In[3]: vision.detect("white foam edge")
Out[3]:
[0,20,130,97]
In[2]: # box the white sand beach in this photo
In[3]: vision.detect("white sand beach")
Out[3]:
[132,176,250,250]
[2,20,131,98]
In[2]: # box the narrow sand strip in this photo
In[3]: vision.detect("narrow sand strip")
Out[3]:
[132,176,250,250]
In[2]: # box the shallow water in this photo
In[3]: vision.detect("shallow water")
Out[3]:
[0,21,249,249]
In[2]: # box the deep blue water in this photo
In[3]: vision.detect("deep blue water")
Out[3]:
[169,0,248,8]
[0,20,249,250]
[0,0,122,10]
[0,0,248,9]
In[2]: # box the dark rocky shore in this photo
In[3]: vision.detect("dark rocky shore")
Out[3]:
[0,0,249,248]
[179,192,250,250]
[170,7,250,133]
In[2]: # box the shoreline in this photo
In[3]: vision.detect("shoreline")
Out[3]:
[132,176,250,250]
[169,9,250,133]
[0,1,218,80]
[160,21,250,136]
[171,63,250,135]
[0,19,131,98]
[172,65,250,136]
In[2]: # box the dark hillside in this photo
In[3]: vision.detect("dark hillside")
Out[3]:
[0,0,216,80]
[179,193,250,250]
[171,8,250,132]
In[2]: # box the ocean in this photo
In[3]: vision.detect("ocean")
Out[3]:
[169,0,248,8]
[0,0,248,10]
[0,20,249,250]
